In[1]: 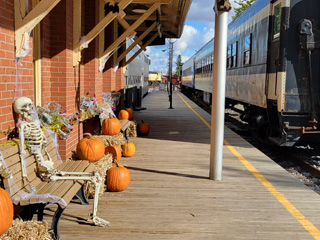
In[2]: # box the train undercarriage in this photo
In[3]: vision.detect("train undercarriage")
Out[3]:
[182,85,320,147]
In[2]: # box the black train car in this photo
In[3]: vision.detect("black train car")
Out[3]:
[182,0,320,146]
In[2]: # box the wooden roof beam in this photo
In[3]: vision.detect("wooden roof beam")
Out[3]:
[73,0,133,66]
[15,0,61,57]
[117,15,143,46]
[124,15,171,21]
[99,2,161,71]
[124,32,159,66]
[117,21,157,63]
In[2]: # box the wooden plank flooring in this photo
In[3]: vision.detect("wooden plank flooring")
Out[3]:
[44,90,320,240]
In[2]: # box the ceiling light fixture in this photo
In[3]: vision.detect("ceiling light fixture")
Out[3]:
[132,4,148,13]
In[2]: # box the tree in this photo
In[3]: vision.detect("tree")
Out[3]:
[175,55,183,77]
[232,0,256,20]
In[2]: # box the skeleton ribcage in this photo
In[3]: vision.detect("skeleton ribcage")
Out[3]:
[24,123,45,153]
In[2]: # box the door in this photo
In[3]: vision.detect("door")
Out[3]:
[266,0,282,100]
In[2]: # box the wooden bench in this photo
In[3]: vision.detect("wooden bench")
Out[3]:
[0,131,95,239]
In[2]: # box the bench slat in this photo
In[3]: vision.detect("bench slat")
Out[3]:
[120,119,130,131]
[35,161,88,195]
[5,152,58,190]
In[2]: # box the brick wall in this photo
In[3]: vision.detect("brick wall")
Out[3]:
[0,0,125,159]
[0,0,34,141]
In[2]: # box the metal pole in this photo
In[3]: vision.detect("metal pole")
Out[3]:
[209,1,230,180]
[169,40,173,109]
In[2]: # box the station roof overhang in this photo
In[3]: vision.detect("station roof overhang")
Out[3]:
[14,0,192,70]
[119,0,192,43]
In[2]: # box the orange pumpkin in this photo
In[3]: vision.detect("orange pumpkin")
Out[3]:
[138,122,150,136]
[105,145,122,162]
[126,108,134,120]
[122,142,136,157]
[0,188,13,236]
[118,110,129,120]
[107,161,130,192]
[102,118,121,135]
[76,133,105,162]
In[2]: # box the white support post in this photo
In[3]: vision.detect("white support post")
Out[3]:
[209,1,230,180]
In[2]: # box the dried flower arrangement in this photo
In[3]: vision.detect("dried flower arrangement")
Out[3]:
[79,93,101,121]
[102,92,121,112]
[37,102,79,140]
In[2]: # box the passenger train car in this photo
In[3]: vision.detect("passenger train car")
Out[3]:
[182,0,320,146]
[124,38,150,109]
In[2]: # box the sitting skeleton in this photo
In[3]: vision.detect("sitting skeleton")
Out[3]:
[13,97,109,227]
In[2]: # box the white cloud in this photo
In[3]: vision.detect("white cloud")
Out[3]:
[203,27,214,44]
[187,0,238,24]
[186,1,215,23]
[175,25,201,54]
[145,47,151,54]
[181,55,189,63]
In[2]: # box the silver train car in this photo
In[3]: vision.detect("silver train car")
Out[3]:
[124,38,150,109]
[182,0,320,146]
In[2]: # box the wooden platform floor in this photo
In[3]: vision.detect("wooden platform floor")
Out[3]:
[47,90,320,240]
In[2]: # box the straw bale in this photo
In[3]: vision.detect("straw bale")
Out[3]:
[84,153,113,199]
[0,219,51,240]
[95,133,126,147]
[126,121,137,138]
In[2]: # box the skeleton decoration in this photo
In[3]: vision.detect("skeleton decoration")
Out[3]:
[14,97,109,226]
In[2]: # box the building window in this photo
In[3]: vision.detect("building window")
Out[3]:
[244,34,252,65]
[273,3,281,39]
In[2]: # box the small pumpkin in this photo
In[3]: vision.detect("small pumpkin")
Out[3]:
[118,110,129,120]
[76,133,105,162]
[126,108,134,120]
[105,144,122,162]
[102,117,121,135]
[122,142,136,157]
[107,161,130,192]
[138,121,150,136]
[0,188,14,236]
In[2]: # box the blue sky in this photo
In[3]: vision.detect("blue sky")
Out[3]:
[145,0,238,73]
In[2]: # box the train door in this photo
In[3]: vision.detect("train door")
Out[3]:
[266,0,282,142]
[267,0,282,101]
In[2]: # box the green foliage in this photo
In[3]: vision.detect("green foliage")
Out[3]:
[232,0,257,20]
[175,55,183,77]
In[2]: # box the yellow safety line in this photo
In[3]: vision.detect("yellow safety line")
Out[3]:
[176,91,320,239]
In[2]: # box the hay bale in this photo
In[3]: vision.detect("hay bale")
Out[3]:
[1,219,51,240]
[84,153,113,199]
[126,121,137,138]
[95,133,126,147]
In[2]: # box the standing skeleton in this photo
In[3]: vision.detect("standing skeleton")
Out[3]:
[14,97,109,226]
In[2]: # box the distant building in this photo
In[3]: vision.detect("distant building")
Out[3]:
[162,74,180,84]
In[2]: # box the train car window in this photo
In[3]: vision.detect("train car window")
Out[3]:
[244,34,252,65]
[273,3,281,39]
[232,42,238,67]
[227,45,232,68]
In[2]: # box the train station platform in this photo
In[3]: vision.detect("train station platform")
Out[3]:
[55,90,320,240]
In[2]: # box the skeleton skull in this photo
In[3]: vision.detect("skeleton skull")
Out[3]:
[14,97,35,121]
